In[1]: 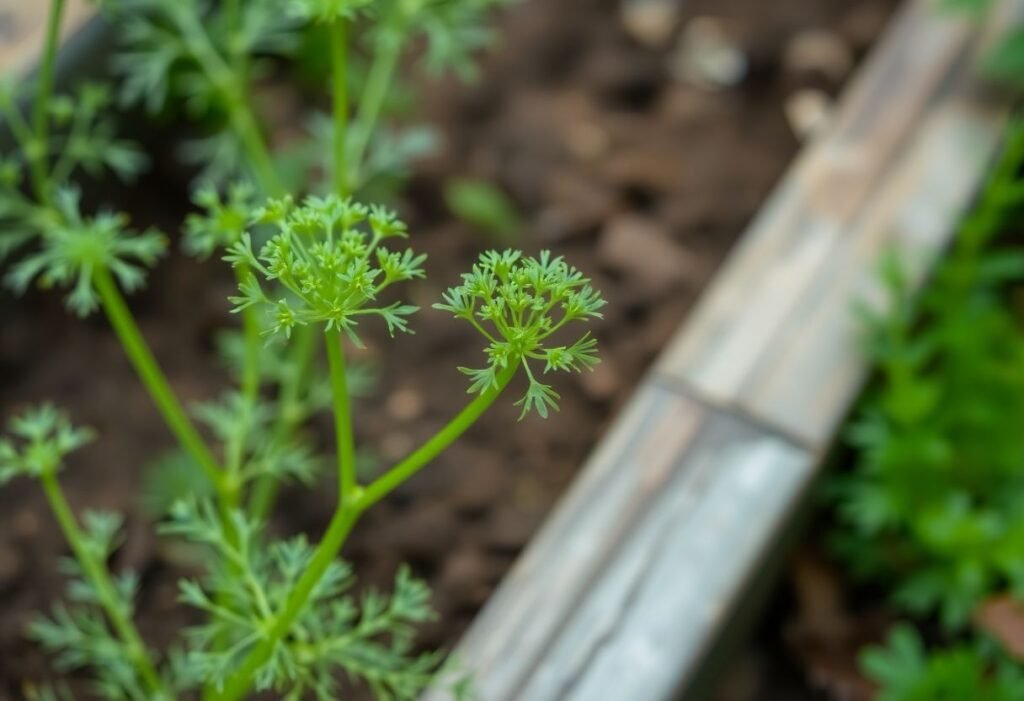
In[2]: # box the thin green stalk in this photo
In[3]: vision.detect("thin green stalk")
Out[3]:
[224,0,244,74]
[247,325,317,519]
[346,30,405,189]
[215,364,516,701]
[360,362,518,508]
[330,19,350,196]
[40,469,169,698]
[172,9,283,196]
[225,265,262,479]
[213,506,360,701]
[28,0,66,204]
[229,103,284,197]
[93,267,225,493]
[325,328,357,501]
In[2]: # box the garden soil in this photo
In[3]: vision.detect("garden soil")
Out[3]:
[0,0,896,697]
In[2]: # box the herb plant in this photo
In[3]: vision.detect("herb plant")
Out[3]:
[0,0,604,699]
[861,626,1024,701]
[831,118,1024,694]
[832,118,1024,630]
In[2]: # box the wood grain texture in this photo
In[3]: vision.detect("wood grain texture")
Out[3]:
[426,2,1020,700]
[0,0,93,78]
[424,383,811,701]
[654,0,1019,448]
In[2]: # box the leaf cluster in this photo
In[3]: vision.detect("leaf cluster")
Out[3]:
[831,119,1024,629]
[435,249,604,418]
[28,512,162,701]
[0,81,146,187]
[162,499,441,700]
[4,188,166,316]
[193,391,322,489]
[0,78,147,272]
[0,404,94,483]
[226,194,425,341]
[861,625,1024,701]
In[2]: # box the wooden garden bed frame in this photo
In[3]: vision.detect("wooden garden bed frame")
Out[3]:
[425,1,1023,699]
[2,1,1021,699]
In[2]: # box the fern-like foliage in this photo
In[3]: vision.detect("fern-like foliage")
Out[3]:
[3,189,166,316]
[0,403,94,483]
[225,194,425,341]
[162,499,441,699]
[434,250,605,418]
[831,118,1024,629]
[29,513,160,701]
[861,625,1024,701]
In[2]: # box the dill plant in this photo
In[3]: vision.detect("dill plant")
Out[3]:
[0,0,603,699]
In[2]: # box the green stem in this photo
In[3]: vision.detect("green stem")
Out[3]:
[247,325,317,520]
[172,9,282,196]
[330,19,349,197]
[229,103,284,197]
[213,506,361,701]
[360,362,518,509]
[325,328,357,501]
[93,267,225,493]
[225,265,262,478]
[346,28,405,189]
[29,0,66,205]
[40,470,169,698]
[214,363,517,701]
[224,0,244,74]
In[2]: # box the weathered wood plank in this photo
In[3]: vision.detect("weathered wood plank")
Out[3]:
[424,380,810,701]
[0,0,93,78]
[654,0,1018,448]
[426,2,1019,700]
[512,404,809,701]
[428,382,710,700]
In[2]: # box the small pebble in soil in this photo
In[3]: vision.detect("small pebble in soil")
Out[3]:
[783,29,853,83]
[620,0,681,49]
[670,18,748,90]
[385,386,426,422]
[598,213,698,297]
[380,430,415,462]
[439,546,496,608]
[564,120,612,162]
[785,89,833,141]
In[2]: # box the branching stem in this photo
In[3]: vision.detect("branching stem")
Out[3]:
[325,328,357,501]
[330,19,350,197]
[29,0,66,205]
[40,469,169,698]
[347,24,407,188]
[93,267,225,494]
[213,362,518,701]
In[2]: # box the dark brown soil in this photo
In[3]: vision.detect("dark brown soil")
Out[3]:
[0,0,896,698]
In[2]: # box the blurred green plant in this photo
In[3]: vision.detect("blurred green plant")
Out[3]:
[444,177,522,243]
[830,114,1024,697]
[861,625,1024,701]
